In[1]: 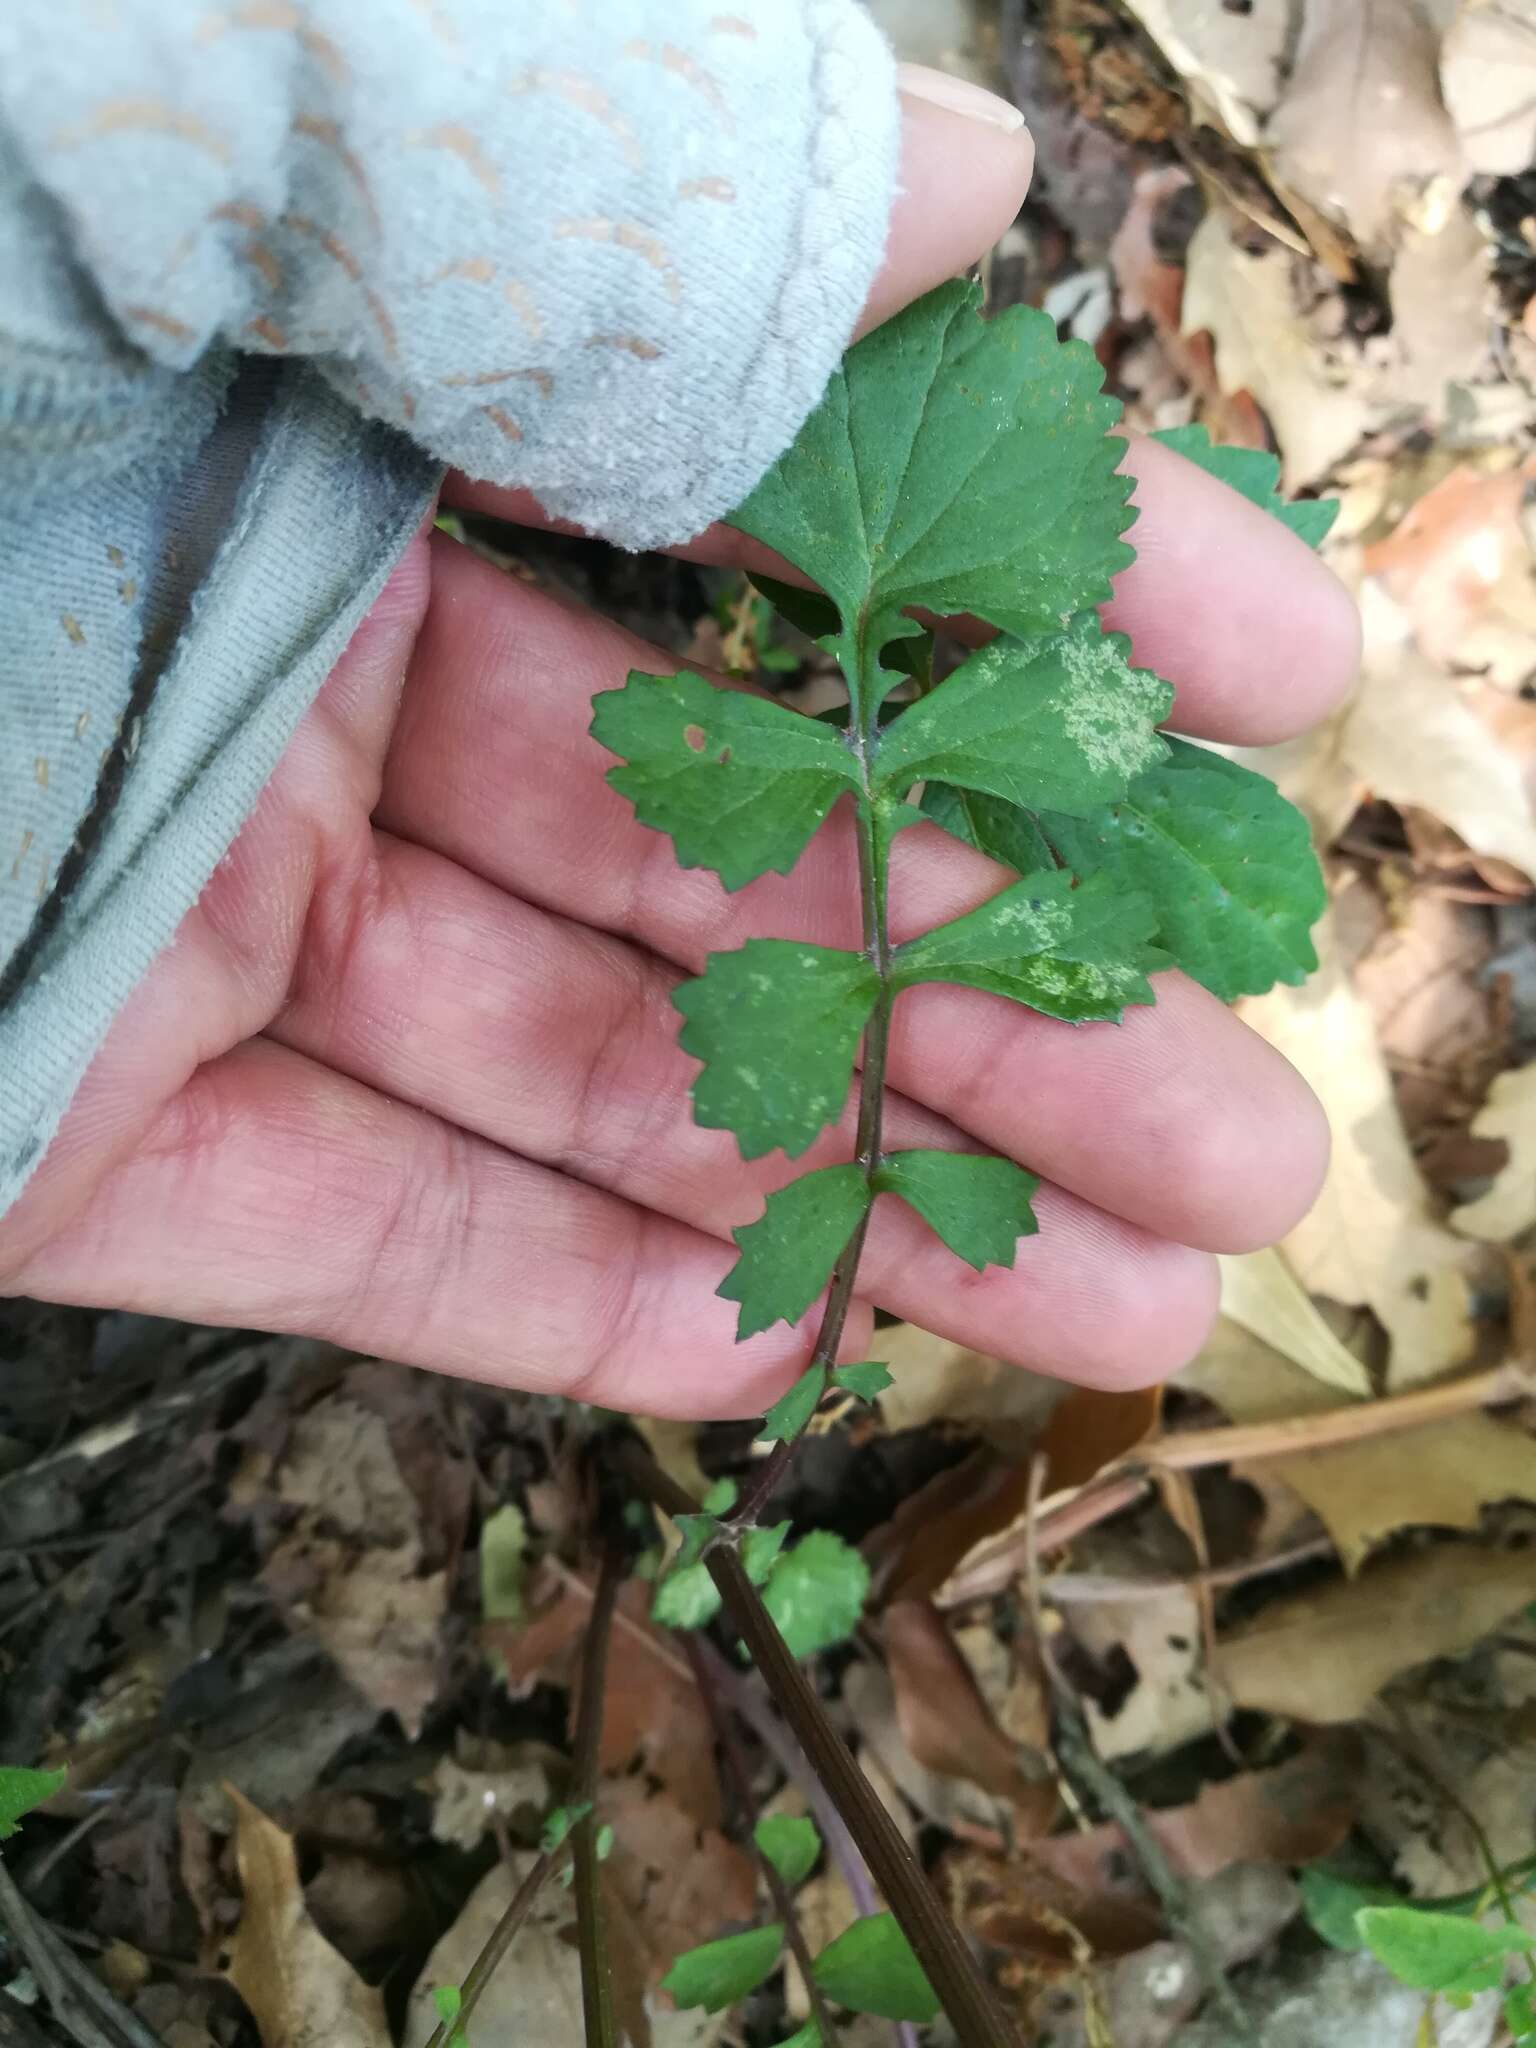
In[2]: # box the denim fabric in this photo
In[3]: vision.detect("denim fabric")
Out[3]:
[0,0,898,1214]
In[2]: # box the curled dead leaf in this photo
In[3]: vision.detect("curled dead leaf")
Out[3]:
[1265,0,1465,252]
[882,1600,1057,1834]
[224,1786,389,2048]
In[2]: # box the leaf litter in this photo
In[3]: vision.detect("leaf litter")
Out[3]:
[5,7,1536,2045]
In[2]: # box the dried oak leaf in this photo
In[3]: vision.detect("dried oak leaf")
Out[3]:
[225,1787,389,2048]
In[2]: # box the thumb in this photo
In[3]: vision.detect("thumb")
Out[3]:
[858,64,1034,337]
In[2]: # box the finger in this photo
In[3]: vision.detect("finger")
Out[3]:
[378,541,1330,1249]
[446,431,1358,748]
[260,836,1215,1390]
[5,1037,875,1421]
[858,65,1033,336]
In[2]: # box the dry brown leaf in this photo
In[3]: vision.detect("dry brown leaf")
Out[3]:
[1265,0,1465,252]
[944,1841,1163,1964]
[1034,1733,1361,1893]
[1452,1060,1536,1240]
[1072,1585,1216,1761]
[1181,212,1377,485]
[225,1787,390,2048]
[1441,0,1536,173]
[1218,1249,1373,1397]
[633,1417,710,1506]
[1218,1545,1536,1721]
[842,1657,1012,1841]
[402,1855,725,2048]
[1183,1316,1536,1569]
[599,1773,757,1987]
[1238,902,1478,1388]
[1387,210,1493,412]
[259,1397,445,1736]
[427,1743,551,1851]
[871,1388,1158,1609]
[1119,0,1290,144]
[882,1601,1057,1833]
[1364,458,1536,681]
[952,1618,1051,1752]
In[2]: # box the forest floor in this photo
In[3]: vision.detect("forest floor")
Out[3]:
[3,3,1536,2045]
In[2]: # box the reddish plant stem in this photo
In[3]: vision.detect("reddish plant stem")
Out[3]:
[572,1543,624,2048]
[623,1442,1017,2047]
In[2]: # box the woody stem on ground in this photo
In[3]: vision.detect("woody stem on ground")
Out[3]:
[729,629,900,1533]
[423,1839,575,2048]
[687,1639,841,2048]
[620,1440,1017,2048]
[573,1543,624,2048]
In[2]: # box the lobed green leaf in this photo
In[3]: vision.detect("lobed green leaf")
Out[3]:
[661,1923,786,2011]
[590,669,857,891]
[922,780,1055,872]
[1356,1906,1534,1996]
[874,619,1171,815]
[754,1814,821,1888]
[1151,423,1339,548]
[0,1765,64,1840]
[874,1149,1039,1271]
[812,1911,941,2022]
[833,1359,893,1400]
[760,1362,827,1442]
[729,280,1136,677]
[893,869,1167,1023]
[762,1530,870,1658]
[718,1165,870,1339]
[741,1519,792,1586]
[676,942,878,1160]
[1035,739,1325,1001]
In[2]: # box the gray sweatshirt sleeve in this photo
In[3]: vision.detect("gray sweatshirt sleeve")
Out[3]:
[0,0,898,549]
[0,0,900,1215]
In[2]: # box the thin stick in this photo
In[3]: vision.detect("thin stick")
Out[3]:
[694,1645,920,2048]
[688,1641,840,2048]
[0,1857,89,2044]
[572,1544,624,2048]
[423,1840,573,2048]
[1121,1359,1535,1474]
[625,1444,1017,2048]
[1021,1457,1249,2037]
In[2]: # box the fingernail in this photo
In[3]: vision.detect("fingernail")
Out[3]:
[896,62,1026,133]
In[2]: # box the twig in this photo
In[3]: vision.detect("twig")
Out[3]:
[0,1855,91,2045]
[1021,1457,1249,2038]
[1035,1535,1338,1605]
[623,1442,1017,2048]
[933,1474,1151,1609]
[694,1642,879,1914]
[572,1544,624,2048]
[25,1918,162,2048]
[694,1645,919,2048]
[0,1852,157,2048]
[423,1840,574,2048]
[688,1640,840,2048]
[1119,1359,1536,1474]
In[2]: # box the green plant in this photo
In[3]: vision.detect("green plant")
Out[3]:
[0,1764,63,1839]
[594,279,1324,1553]
[450,284,1333,2047]
[1305,1858,1536,2043]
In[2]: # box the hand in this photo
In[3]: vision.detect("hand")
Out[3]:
[0,84,1360,1418]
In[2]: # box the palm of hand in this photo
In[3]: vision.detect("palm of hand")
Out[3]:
[0,431,1358,1418]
